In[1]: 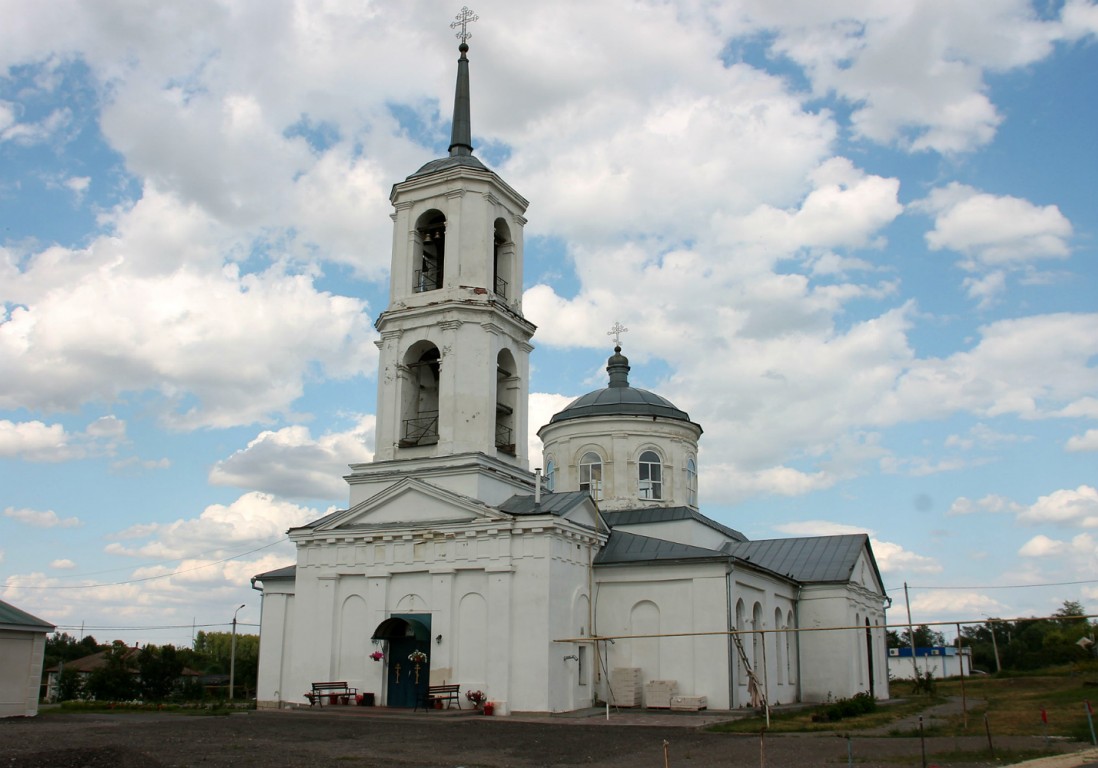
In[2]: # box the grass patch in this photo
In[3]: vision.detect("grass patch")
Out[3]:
[928,665,1098,741]
[44,700,251,716]
[866,748,1059,765]
[708,695,940,734]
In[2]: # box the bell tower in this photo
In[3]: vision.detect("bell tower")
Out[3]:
[371,26,535,471]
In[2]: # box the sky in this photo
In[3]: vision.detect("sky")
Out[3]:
[2,0,1097,649]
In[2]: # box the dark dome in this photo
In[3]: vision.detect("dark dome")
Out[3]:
[408,154,488,179]
[548,346,698,427]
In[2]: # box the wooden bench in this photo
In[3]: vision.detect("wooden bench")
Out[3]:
[305,681,357,706]
[415,683,461,711]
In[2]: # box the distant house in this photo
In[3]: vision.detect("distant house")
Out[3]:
[45,646,203,702]
[0,598,54,717]
[44,646,140,702]
[887,646,972,679]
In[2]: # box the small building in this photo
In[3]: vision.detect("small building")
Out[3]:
[0,598,54,717]
[887,646,972,680]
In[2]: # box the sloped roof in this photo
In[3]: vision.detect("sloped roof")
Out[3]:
[603,506,747,542]
[252,565,296,582]
[497,491,593,517]
[725,534,876,584]
[0,598,53,632]
[595,530,728,565]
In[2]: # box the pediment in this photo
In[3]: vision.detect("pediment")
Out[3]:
[314,478,508,532]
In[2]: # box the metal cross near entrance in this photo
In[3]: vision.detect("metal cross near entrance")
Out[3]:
[451,6,478,44]
[608,322,629,346]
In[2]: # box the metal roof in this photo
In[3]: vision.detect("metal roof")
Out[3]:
[252,565,296,582]
[0,598,53,631]
[548,346,698,427]
[497,491,594,517]
[725,534,873,584]
[603,506,747,542]
[595,530,728,565]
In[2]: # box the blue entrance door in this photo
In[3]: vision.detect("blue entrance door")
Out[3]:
[375,614,431,708]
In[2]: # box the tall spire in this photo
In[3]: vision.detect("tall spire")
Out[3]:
[448,7,477,157]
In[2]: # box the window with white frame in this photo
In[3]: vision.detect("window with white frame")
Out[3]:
[638,450,662,500]
[545,459,556,492]
[578,452,603,501]
[686,457,698,506]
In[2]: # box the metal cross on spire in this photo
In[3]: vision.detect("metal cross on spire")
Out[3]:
[607,321,629,346]
[451,6,478,45]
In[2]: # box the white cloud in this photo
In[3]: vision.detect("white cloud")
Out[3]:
[948,494,1023,517]
[104,491,319,560]
[1065,430,1098,452]
[0,416,129,462]
[1018,485,1098,527]
[918,183,1073,268]
[0,189,379,428]
[50,559,76,570]
[746,0,1067,153]
[209,417,375,500]
[771,519,940,574]
[908,590,1007,620]
[4,506,81,528]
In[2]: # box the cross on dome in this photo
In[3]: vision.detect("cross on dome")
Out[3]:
[607,321,629,347]
[451,6,478,46]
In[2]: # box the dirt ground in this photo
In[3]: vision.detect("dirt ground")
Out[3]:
[1,706,1094,768]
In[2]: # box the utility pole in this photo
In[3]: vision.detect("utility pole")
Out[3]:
[230,604,245,700]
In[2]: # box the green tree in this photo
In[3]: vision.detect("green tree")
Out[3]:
[137,644,184,701]
[86,642,139,701]
[890,624,945,648]
[55,667,85,702]
[193,631,260,697]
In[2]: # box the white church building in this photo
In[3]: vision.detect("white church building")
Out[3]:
[253,28,890,715]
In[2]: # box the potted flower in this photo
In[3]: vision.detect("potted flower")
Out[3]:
[369,651,384,662]
[408,650,428,664]
[465,689,486,709]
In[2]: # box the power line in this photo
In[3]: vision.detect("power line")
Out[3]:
[52,622,260,632]
[1,538,289,590]
[899,578,1098,591]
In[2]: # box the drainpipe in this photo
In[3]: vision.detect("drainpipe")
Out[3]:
[534,468,541,504]
[726,563,735,709]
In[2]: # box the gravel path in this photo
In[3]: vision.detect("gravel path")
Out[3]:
[1,707,1094,768]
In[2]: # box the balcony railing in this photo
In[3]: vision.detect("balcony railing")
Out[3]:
[400,412,439,447]
[495,423,515,455]
[414,270,441,293]
[494,275,508,298]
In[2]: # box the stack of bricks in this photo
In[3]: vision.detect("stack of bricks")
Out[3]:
[608,667,642,707]
[670,694,707,711]
[644,679,678,709]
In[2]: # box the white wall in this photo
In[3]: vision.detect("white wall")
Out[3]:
[0,630,47,718]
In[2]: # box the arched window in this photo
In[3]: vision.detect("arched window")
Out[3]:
[735,599,746,677]
[545,459,556,492]
[579,452,603,501]
[686,457,698,506]
[415,212,446,293]
[495,349,517,455]
[638,450,662,500]
[399,343,440,447]
[493,218,514,300]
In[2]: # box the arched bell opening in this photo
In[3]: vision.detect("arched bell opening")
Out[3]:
[414,211,446,293]
[399,342,441,448]
[493,218,514,301]
[495,348,518,455]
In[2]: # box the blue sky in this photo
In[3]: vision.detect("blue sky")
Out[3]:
[2,1,1097,647]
